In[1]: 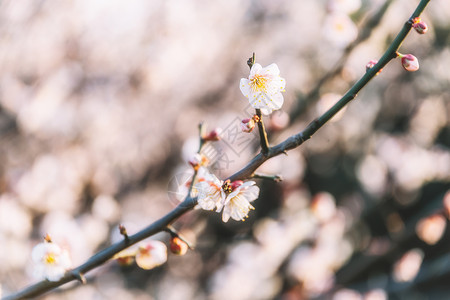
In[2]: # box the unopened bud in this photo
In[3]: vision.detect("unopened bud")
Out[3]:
[268,111,289,131]
[189,153,209,171]
[241,118,256,133]
[170,237,188,255]
[230,180,244,191]
[203,128,222,141]
[412,17,428,34]
[399,53,419,72]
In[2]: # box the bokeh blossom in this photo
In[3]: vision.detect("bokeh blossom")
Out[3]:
[135,240,168,270]
[31,241,72,281]
[322,13,358,47]
[240,63,286,115]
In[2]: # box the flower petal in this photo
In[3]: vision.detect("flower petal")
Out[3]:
[263,63,280,76]
[249,63,263,78]
[240,78,251,98]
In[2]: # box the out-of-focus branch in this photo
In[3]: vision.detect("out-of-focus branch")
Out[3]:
[3,0,431,298]
[289,0,395,122]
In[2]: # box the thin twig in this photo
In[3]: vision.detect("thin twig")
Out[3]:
[252,173,283,182]
[3,1,431,298]
[255,109,270,155]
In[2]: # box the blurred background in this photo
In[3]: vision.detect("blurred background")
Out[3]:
[0,0,449,299]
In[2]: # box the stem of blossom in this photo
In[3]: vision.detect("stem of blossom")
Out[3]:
[252,173,283,182]
[118,224,129,243]
[4,1,431,299]
[165,225,194,249]
[69,271,87,285]
[255,109,270,156]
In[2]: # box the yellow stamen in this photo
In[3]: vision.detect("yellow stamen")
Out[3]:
[44,253,56,265]
[250,74,268,92]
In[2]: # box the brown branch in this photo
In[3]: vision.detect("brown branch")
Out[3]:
[3,0,431,298]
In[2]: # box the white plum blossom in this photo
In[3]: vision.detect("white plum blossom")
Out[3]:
[31,241,72,281]
[195,172,226,211]
[240,63,286,115]
[221,181,260,222]
[135,240,167,270]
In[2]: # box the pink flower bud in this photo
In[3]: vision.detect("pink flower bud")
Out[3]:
[412,17,428,34]
[203,128,222,141]
[169,237,188,255]
[240,118,256,133]
[230,180,244,191]
[400,54,419,72]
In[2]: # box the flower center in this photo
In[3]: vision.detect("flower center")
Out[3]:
[250,74,268,92]
[44,253,56,265]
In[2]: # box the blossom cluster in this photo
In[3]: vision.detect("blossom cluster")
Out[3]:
[195,168,260,222]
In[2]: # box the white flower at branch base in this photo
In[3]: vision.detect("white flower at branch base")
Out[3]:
[135,240,167,270]
[240,63,286,115]
[220,181,260,222]
[31,241,72,281]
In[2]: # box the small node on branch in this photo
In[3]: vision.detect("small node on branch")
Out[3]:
[118,224,129,243]
[70,271,87,285]
[366,59,382,75]
[241,117,256,133]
